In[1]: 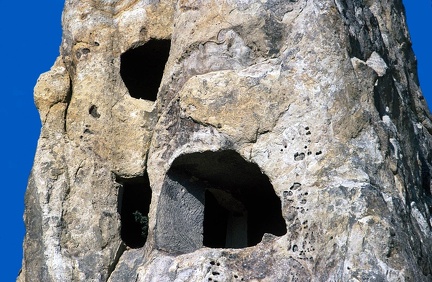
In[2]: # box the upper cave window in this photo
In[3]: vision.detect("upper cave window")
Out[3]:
[120,39,171,101]
[155,150,287,254]
[117,174,152,249]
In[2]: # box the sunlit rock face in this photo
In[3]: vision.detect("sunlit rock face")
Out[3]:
[20,0,432,281]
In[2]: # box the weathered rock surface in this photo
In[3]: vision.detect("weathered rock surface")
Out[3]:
[20,0,432,281]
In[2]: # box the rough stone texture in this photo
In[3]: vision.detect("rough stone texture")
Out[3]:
[20,0,432,281]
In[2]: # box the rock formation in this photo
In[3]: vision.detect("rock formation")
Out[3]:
[20,0,432,281]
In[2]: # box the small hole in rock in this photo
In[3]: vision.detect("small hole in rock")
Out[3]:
[290,183,302,190]
[294,152,305,161]
[89,105,100,118]
[76,48,90,59]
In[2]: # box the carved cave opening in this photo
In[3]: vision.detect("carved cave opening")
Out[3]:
[117,174,152,248]
[120,39,171,101]
[156,150,287,254]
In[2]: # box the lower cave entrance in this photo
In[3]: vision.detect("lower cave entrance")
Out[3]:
[156,150,287,254]
[117,174,152,248]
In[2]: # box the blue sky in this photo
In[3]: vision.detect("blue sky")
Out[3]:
[0,1,430,280]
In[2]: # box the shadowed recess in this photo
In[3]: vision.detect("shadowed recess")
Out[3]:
[120,39,171,101]
[156,150,287,254]
[117,174,152,248]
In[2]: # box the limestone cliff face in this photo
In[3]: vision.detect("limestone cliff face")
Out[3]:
[20,0,432,281]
